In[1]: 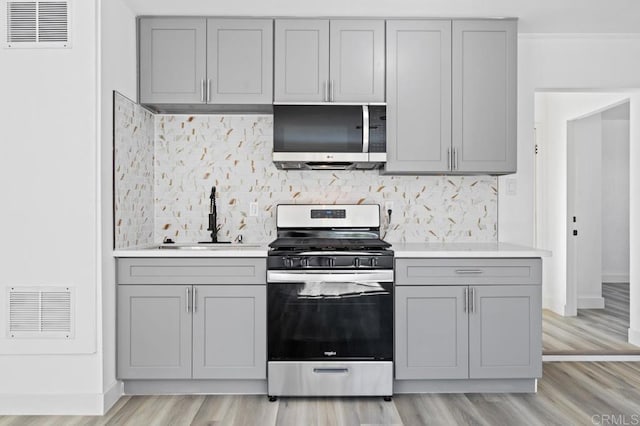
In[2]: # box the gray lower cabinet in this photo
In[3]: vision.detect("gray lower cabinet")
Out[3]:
[274,19,385,103]
[117,258,267,381]
[395,258,542,382]
[139,17,273,105]
[192,285,266,379]
[385,18,517,175]
[117,285,192,379]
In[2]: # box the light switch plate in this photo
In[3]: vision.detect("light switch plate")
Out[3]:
[249,202,259,217]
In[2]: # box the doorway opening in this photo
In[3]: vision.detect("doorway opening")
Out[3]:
[534,91,636,354]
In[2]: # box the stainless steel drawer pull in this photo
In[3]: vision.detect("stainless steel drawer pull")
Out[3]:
[455,269,484,274]
[463,288,468,312]
[193,287,197,313]
[313,368,348,374]
[185,288,191,313]
[470,287,475,313]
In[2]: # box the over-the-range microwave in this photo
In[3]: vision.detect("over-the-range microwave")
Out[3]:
[272,105,386,170]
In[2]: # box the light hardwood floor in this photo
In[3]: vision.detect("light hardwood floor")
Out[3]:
[543,283,640,354]
[2,362,640,425]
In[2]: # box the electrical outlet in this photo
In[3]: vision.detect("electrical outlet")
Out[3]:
[249,202,259,217]
[384,201,394,212]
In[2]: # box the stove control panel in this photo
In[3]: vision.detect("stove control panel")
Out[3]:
[267,254,394,270]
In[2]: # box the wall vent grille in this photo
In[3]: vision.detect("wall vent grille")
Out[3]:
[4,0,70,48]
[8,287,74,339]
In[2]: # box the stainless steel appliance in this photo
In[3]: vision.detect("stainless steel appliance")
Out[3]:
[267,204,394,400]
[272,105,386,170]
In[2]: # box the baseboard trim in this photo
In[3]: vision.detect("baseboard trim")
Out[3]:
[101,381,123,415]
[543,297,565,315]
[0,393,100,415]
[577,296,605,309]
[124,379,267,395]
[629,328,640,346]
[602,274,629,283]
[393,378,537,394]
[544,355,640,362]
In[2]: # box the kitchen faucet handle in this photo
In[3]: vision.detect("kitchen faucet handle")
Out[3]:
[235,234,243,244]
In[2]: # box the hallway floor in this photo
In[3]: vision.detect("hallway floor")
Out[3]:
[543,283,640,354]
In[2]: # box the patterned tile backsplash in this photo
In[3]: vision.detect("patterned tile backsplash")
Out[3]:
[153,115,497,244]
[114,95,498,247]
[113,93,155,248]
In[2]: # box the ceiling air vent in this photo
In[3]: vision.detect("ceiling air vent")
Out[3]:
[4,0,70,48]
[8,287,74,339]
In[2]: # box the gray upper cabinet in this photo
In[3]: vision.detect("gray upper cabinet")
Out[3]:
[395,286,468,380]
[385,18,517,175]
[469,285,542,379]
[385,20,452,173]
[274,19,329,102]
[206,19,273,104]
[329,20,385,102]
[139,18,207,104]
[117,285,192,379]
[139,17,273,105]
[274,19,385,103]
[452,20,517,173]
[192,285,266,379]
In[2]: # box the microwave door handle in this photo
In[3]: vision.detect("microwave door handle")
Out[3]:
[362,105,370,153]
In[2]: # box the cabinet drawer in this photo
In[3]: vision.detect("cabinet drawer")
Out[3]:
[395,258,541,286]
[117,258,266,285]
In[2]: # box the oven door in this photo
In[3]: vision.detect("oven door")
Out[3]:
[267,270,393,361]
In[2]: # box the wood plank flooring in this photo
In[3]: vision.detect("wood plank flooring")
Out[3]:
[2,362,640,425]
[543,283,640,354]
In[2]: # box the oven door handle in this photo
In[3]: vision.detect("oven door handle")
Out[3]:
[267,270,394,283]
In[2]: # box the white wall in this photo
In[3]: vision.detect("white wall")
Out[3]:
[629,94,640,346]
[0,0,105,415]
[100,0,137,410]
[601,107,630,283]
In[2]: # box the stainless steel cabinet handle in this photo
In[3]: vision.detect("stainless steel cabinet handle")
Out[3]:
[448,148,452,170]
[193,287,197,313]
[463,288,468,312]
[330,80,335,102]
[323,80,328,102]
[200,80,206,103]
[453,148,458,171]
[455,269,483,275]
[206,79,211,103]
[185,287,190,313]
[470,287,475,313]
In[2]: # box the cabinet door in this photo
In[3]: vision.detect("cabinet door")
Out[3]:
[274,19,330,102]
[452,20,517,173]
[117,285,192,379]
[207,19,273,104]
[469,285,542,378]
[139,18,207,104]
[329,20,385,102]
[385,20,452,173]
[395,286,468,379]
[192,285,266,379]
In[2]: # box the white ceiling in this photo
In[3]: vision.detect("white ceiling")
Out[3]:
[123,0,640,33]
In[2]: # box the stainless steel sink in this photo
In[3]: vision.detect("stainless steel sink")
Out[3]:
[158,243,262,250]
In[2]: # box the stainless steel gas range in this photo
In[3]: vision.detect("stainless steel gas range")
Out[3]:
[266,204,394,400]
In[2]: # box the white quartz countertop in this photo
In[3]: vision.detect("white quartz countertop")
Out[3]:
[390,242,551,258]
[114,242,550,258]
[113,243,269,258]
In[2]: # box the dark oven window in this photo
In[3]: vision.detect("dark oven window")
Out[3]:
[267,281,393,361]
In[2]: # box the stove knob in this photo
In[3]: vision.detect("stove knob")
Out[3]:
[354,258,361,268]
[329,258,335,267]
[371,257,378,267]
[283,258,293,268]
[301,257,310,268]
